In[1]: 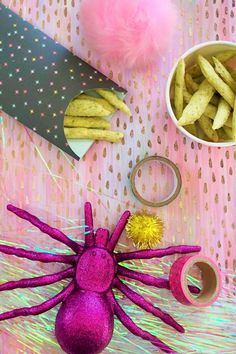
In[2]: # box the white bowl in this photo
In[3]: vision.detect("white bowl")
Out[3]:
[166,40,236,147]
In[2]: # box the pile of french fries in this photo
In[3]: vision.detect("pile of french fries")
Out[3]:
[171,49,236,142]
[64,89,131,143]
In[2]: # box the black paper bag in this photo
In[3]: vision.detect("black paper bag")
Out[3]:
[0,4,126,160]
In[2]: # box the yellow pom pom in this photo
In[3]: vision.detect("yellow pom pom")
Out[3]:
[125,212,164,249]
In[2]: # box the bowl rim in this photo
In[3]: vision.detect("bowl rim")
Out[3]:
[166,40,236,147]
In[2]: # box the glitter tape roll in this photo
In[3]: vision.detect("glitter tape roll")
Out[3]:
[130,156,182,207]
[169,255,221,307]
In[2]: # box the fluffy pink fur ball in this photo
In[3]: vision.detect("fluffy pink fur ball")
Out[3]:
[80,0,177,70]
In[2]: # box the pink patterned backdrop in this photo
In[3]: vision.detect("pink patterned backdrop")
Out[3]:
[0,0,235,353]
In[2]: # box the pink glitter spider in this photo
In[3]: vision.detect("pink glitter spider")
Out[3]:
[0,202,201,354]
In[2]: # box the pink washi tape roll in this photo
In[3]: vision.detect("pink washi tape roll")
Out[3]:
[169,255,221,307]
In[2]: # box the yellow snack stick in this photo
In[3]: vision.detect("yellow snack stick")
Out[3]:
[187,50,236,78]
[223,125,233,139]
[96,89,132,117]
[198,115,219,142]
[64,116,111,129]
[195,121,210,141]
[64,127,124,143]
[230,69,236,81]
[210,95,220,106]
[194,75,204,84]
[204,104,217,119]
[170,83,175,101]
[183,86,192,103]
[185,73,199,93]
[213,57,236,92]
[174,59,185,119]
[198,55,235,108]
[65,98,113,117]
[184,76,219,106]
[187,64,202,78]
[77,94,116,113]
[183,88,218,117]
[212,98,231,130]
[225,114,232,128]
[215,50,236,63]
[178,80,215,126]
[184,123,197,136]
[208,113,232,128]
[217,128,230,141]
[232,97,236,141]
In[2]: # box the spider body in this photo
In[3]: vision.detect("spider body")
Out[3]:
[0,202,201,354]
[76,245,116,293]
[57,240,116,354]
[56,290,114,354]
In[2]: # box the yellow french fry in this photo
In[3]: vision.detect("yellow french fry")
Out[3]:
[174,59,185,119]
[96,89,132,117]
[183,86,192,103]
[213,57,236,92]
[64,127,124,143]
[208,113,232,128]
[185,73,199,93]
[230,69,236,81]
[170,83,175,101]
[215,50,236,62]
[195,121,209,141]
[187,64,202,78]
[183,88,218,108]
[210,95,220,106]
[223,126,233,139]
[185,74,219,105]
[187,50,236,77]
[204,104,217,119]
[194,75,204,84]
[212,98,231,130]
[232,97,236,141]
[66,98,113,117]
[184,123,197,136]
[198,115,219,142]
[225,114,232,128]
[77,94,116,113]
[198,55,235,108]
[217,128,230,141]
[178,80,215,126]
[64,116,111,129]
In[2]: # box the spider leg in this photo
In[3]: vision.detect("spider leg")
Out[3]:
[7,204,81,254]
[116,245,201,263]
[95,228,109,248]
[118,265,169,288]
[108,210,130,251]
[0,267,75,292]
[84,202,94,247]
[0,281,75,321]
[0,244,77,264]
[117,265,200,294]
[114,277,184,333]
[111,291,176,354]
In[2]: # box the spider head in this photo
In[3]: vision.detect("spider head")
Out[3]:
[76,247,115,293]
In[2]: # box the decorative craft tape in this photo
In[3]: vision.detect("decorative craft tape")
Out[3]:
[0,4,126,160]
[130,156,182,207]
[169,255,222,307]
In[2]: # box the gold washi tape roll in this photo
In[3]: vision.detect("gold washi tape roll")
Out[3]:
[130,156,182,207]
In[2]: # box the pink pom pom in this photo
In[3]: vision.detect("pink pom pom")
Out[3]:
[80,0,177,70]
